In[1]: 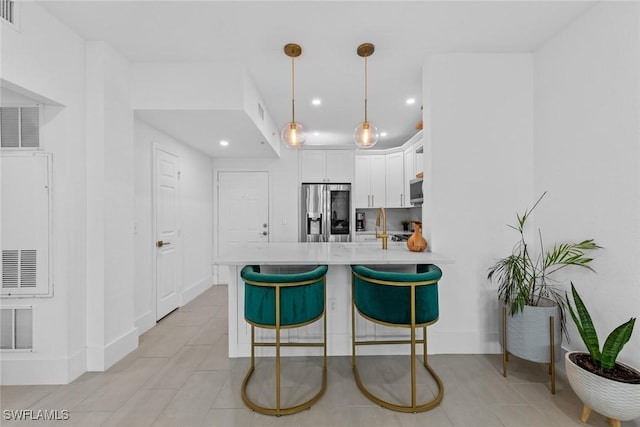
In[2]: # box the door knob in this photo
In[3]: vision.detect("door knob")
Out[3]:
[156,240,171,248]
[262,231,268,236]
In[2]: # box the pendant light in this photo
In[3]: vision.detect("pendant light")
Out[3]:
[280,43,306,148]
[354,43,379,148]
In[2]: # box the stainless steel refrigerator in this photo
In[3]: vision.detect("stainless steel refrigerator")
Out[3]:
[300,183,351,242]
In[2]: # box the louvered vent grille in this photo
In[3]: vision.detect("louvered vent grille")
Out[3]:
[0,0,14,24]
[0,307,33,350]
[1,250,37,290]
[0,107,40,148]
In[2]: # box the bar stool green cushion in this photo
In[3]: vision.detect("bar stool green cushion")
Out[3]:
[242,265,328,327]
[352,264,442,325]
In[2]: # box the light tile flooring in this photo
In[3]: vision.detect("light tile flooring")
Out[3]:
[2,285,639,427]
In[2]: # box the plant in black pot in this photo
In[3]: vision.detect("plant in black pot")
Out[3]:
[565,282,639,427]
[487,192,600,393]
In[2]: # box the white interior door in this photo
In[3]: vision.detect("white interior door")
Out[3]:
[217,171,269,252]
[155,147,180,320]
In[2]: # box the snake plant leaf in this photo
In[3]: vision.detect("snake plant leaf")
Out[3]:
[600,318,636,370]
[567,282,601,362]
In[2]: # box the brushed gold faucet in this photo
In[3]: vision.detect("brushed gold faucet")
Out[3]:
[375,207,388,250]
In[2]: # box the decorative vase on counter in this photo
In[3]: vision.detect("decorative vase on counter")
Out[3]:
[407,221,427,252]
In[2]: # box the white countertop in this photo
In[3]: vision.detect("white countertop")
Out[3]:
[213,242,452,266]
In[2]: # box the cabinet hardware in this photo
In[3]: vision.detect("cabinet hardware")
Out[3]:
[262,231,268,236]
[156,240,171,248]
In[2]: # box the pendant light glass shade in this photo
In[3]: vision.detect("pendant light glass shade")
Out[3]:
[281,122,306,148]
[354,122,379,148]
[281,43,306,149]
[354,43,378,148]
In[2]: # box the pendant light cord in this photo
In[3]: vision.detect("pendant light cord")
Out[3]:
[364,55,368,123]
[291,56,296,123]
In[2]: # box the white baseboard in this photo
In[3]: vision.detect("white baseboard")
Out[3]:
[181,276,212,306]
[66,348,86,383]
[430,331,501,354]
[135,310,156,335]
[1,357,73,385]
[104,327,138,371]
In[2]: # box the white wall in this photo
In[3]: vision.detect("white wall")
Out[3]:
[424,53,534,353]
[85,41,137,371]
[134,119,214,333]
[0,3,87,384]
[534,2,640,367]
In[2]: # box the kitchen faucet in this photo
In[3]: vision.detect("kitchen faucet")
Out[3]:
[375,207,388,250]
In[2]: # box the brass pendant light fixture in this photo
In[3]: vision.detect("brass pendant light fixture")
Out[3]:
[354,43,379,148]
[280,43,306,148]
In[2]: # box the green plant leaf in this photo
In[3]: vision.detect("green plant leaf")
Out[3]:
[600,318,636,370]
[566,283,601,363]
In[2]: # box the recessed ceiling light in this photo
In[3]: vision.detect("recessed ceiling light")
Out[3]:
[313,132,320,136]
[220,140,229,147]
[311,98,322,106]
[406,98,416,105]
[380,132,387,137]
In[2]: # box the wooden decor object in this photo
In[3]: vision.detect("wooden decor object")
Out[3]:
[407,221,427,252]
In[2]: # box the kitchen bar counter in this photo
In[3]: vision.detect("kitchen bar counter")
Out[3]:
[214,242,453,357]
[214,241,452,266]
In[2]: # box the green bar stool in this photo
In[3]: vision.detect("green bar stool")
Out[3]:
[351,264,444,412]
[241,264,328,416]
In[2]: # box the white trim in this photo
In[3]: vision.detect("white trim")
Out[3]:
[103,327,138,371]
[66,348,86,383]
[180,275,212,306]
[1,358,70,385]
[135,310,155,336]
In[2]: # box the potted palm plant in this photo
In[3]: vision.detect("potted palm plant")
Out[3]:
[487,193,600,386]
[565,283,640,427]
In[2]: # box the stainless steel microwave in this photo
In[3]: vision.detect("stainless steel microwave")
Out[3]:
[409,178,423,205]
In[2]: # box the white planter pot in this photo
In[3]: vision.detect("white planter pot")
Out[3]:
[565,351,640,422]
[500,300,562,363]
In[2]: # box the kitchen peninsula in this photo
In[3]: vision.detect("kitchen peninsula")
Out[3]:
[214,242,452,357]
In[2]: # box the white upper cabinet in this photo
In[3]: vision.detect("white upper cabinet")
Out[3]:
[300,150,354,182]
[403,144,415,204]
[415,142,424,176]
[355,155,385,208]
[385,151,404,208]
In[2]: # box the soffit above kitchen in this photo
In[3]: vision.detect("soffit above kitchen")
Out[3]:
[37,0,595,158]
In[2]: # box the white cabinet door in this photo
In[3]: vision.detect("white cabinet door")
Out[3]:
[325,151,353,182]
[300,150,354,182]
[415,142,424,176]
[354,156,371,208]
[403,145,414,205]
[385,151,404,208]
[300,151,326,182]
[369,155,386,208]
[355,155,385,208]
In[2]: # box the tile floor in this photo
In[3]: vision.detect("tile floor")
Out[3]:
[1,285,638,427]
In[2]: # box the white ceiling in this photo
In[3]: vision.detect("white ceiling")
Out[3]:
[37,0,595,157]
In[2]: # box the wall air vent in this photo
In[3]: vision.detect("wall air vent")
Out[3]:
[0,307,33,350]
[1,106,40,149]
[1,152,52,297]
[0,0,14,24]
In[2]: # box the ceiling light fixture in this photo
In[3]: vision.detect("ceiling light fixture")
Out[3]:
[312,98,322,106]
[280,43,306,148]
[354,43,379,148]
[220,140,229,147]
[406,98,416,105]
